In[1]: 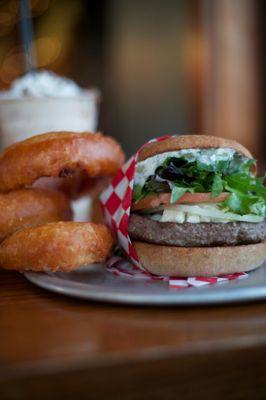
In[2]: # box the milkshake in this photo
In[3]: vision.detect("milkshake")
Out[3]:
[0,70,99,149]
[0,70,100,221]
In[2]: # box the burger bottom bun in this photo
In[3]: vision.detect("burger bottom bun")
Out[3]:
[132,241,266,277]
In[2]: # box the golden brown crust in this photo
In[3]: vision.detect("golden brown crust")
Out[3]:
[0,132,125,192]
[138,135,253,162]
[0,188,72,242]
[133,241,266,277]
[0,222,113,272]
[33,174,111,200]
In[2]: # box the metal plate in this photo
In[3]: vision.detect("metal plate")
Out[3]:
[24,262,266,306]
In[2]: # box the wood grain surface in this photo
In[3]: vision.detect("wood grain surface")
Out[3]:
[1,269,266,400]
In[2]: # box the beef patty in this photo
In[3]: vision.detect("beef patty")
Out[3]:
[128,213,266,247]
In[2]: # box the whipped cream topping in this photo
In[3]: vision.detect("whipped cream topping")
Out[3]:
[0,70,82,98]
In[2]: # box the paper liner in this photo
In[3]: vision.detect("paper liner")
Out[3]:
[100,135,249,285]
[106,256,248,289]
[100,135,171,271]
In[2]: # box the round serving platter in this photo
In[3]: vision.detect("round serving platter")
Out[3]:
[24,262,266,306]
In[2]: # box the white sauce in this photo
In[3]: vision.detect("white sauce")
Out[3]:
[135,148,236,187]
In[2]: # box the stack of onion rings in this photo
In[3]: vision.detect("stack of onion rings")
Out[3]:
[0,131,124,272]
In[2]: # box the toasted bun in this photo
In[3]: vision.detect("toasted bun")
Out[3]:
[132,241,266,276]
[138,135,253,162]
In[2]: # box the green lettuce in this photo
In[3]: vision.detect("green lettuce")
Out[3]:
[133,152,265,216]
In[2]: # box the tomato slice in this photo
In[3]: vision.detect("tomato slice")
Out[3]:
[132,192,229,211]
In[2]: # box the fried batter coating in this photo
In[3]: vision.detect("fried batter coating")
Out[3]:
[0,132,125,192]
[33,173,111,200]
[0,189,72,242]
[0,222,113,272]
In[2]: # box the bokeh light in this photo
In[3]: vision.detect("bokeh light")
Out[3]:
[0,11,16,37]
[0,48,24,84]
[30,0,54,17]
[34,36,61,67]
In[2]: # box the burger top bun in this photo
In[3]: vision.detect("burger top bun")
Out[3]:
[137,135,253,162]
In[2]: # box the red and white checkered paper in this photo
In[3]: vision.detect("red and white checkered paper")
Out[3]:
[106,256,248,288]
[100,135,248,288]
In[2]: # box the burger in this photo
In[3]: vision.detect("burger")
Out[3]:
[128,135,266,276]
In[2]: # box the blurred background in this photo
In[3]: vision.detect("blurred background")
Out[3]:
[0,0,265,165]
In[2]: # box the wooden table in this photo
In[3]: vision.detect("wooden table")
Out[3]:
[1,269,266,400]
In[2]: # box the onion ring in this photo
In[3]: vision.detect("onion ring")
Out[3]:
[0,132,125,192]
[0,222,113,272]
[33,173,111,200]
[0,188,72,242]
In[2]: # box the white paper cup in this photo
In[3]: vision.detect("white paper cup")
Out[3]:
[0,89,100,149]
